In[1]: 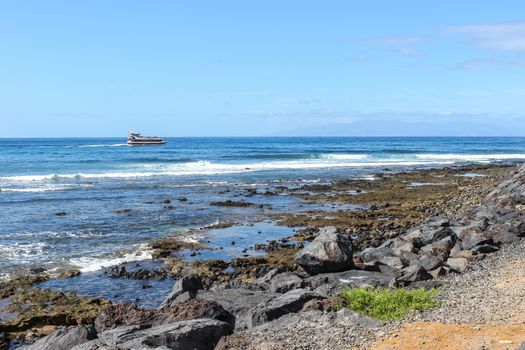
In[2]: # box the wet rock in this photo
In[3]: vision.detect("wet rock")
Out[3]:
[269,272,304,293]
[29,267,47,274]
[295,227,353,275]
[246,289,325,328]
[114,209,132,214]
[19,325,96,350]
[159,275,203,309]
[0,333,7,350]
[245,188,257,196]
[95,299,234,333]
[0,289,108,334]
[210,200,254,207]
[104,265,168,280]
[104,265,127,278]
[97,319,231,350]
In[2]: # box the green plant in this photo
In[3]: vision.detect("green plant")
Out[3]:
[340,287,440,321]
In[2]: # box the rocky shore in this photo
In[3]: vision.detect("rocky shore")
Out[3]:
[2,162,525,349]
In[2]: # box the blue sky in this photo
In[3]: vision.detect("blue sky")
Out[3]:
[1,1,525,137]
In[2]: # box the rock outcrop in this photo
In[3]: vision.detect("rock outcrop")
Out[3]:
[159,275,203,308]
[295,227,353,275]
[19,325,97,350]
[92,319,231,350]
[95,299,234,333]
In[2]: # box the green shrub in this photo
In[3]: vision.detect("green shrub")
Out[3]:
[339,287,439,321]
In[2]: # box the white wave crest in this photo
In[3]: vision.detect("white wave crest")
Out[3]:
[416,153,525,161]
[321,154,368,160]
[0,242,47,262]
[0,184,94,192]
[0,159,458,182]
[70,244,153,273]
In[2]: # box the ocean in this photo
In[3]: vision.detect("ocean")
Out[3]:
[1,136,525,306]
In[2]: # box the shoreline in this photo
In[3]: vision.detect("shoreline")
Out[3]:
[0,161,523,349]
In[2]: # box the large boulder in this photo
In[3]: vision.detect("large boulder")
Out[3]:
[70,339,102,350]
[159,275,203,309]
[20,325,97,350]
[245,289,325,328]
[397,265,432,283]
[95,299,233,333]
[269,272,304,293]
[197,288,279,316]
[406,217,456,246]
[446,257,468,272]
[96,318,231,350]
[215,309,381,350]
[295,227,353,275]
[458,225,493,250]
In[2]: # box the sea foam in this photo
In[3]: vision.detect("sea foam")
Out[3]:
[0,159,457,182]
[70,244,154,273]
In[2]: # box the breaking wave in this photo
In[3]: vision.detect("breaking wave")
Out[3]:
[2,153,523,183]
[70,244,154,273]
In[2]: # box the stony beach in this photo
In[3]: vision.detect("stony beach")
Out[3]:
[2,161,525,349]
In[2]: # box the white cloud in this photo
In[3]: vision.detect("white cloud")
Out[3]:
[446,21,525,52]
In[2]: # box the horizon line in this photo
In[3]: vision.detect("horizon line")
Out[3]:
[1,135,525,139]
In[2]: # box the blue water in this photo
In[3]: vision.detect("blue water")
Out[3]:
[1,137,524,305]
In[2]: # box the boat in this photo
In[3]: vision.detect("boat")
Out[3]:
[127,132,167,146]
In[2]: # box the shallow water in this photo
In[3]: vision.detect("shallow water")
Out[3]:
[2,137,525,305]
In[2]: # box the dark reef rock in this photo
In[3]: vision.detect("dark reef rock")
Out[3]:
[95,299,234,333]
[210,200,254,207]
